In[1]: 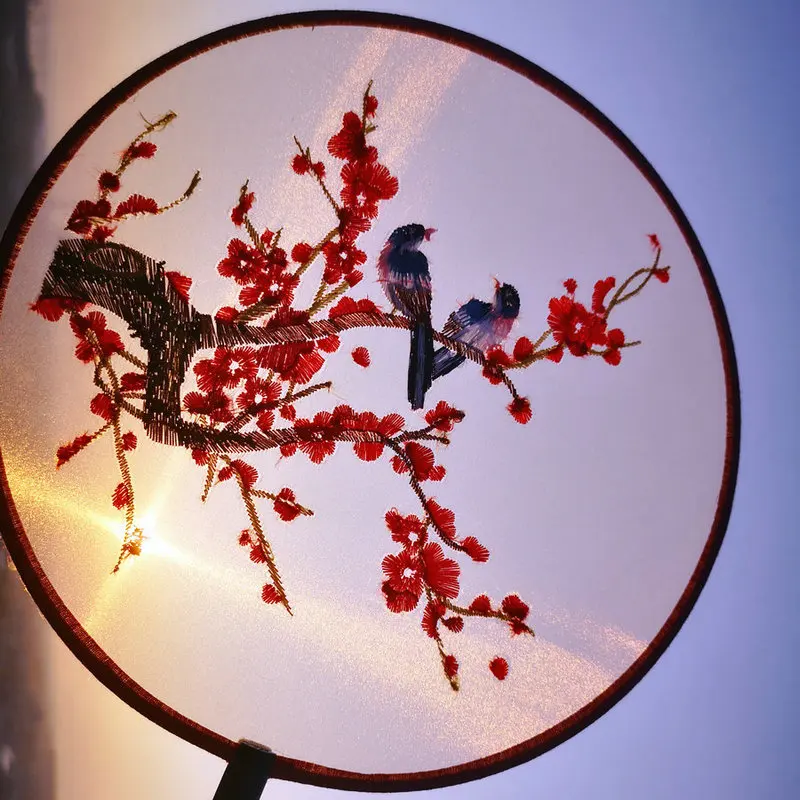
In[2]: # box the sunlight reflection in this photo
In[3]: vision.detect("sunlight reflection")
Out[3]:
[84,509,188,564]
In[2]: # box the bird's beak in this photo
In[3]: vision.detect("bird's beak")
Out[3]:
[492,276,501,291]
[424,227,437,241]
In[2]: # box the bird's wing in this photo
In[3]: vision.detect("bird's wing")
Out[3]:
[442,298,491,339]
[386,250,432,319]
[441,311,463,339]
[392,281,431,321]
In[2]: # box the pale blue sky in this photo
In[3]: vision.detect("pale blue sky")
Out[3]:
[12,1,800,798]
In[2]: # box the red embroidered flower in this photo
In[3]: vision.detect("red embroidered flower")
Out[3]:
[90,225,116,242]
[563,278,577,295]
[489,657,509,680]
[291,153,325,177]
[194,347,257,392]
[321,239,367,284]
[114,194,159,218]
[360,298,383,314]
[231,191,255,226]
[98,171,120,192]
[120,372,146,392]
[483,346,514,385]
[364,93,378,117]
[546,346,564,363]
[603,327,625,366]
[317,335,340,353]
[352,433,383,463]
[294,414,337,464]
[330,404,355,424]
[381,580,421,613]
[236,377,281,411]
[443,654,459,679]
[442,616,464,633]
[340,160,398,215]
[385,508,426,549]
[183,389,233,423]
[337,206,372,241]
[425,499,456,540]
[351,346,370,367]
[508,396,533,425]
[261,584,282,604]
[501,594,530,620]
[346,270,363,287]
[337,409,397,461]
[404,444,434,479]
[291,242,314,264]
[509,620,530,636]
[90,393,115,421]
[273,488,303,522]
[382,548,423,598]
[512,337,535,362]
[238,267,299,309]
[648,233,661,251]
[111,483,130,509]
[238,529,252,546]
[391,442,441,482]
[591,277,616,315]
[166,271,192,301]
[469,595,493,613]
[603,348,622,366]
[126,141,157,159]
[424,401,464,433]
[653,267,670,283]
[265,243,287,270]
[30,296,88,321]
[422,542,460,598]
[422,600,445,638]
[70,311,124,363]
[192,449,209,466]
[328,296,381,318]
[217,239,267,285]
[249,544,267,564]
[328,111,377,163]
[229,459,259,491]
[461,536,490,563]
[608,329,625,348]
[66,199,111,235]
[261,345,324,386]
[547,295,607,356]
[259,308,325,385]
[56,433,93,468]
[215,306,239,323]
[292,154,310,174]
[256,411,274,431]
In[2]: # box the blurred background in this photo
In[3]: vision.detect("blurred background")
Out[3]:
[1,1,798,798]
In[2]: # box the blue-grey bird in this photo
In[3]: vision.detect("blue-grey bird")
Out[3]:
[378,223,437,409]
[432,280,520,381]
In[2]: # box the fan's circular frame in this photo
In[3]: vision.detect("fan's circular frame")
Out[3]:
[0,10,739,792]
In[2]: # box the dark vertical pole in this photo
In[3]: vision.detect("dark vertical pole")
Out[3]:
[213,740,276,800]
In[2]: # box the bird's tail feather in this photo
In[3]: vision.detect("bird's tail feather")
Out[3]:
[431,347,465,381]
[409,319,434,410]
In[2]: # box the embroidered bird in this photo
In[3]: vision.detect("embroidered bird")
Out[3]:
[378,223,437,409]
[432,280,520,381]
